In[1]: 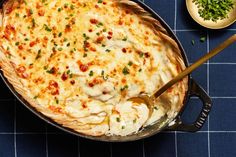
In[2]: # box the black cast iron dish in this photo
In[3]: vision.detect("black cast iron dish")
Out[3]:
[0,0,212,142]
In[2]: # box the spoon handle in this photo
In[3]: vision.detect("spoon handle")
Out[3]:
[154,34,236,98]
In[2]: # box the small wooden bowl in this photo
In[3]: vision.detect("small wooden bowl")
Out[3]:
[186,0,236,29]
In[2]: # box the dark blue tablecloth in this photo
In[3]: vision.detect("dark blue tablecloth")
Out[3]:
[1,0,236,157]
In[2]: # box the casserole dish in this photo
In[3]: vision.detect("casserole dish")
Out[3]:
[0,0,212,142]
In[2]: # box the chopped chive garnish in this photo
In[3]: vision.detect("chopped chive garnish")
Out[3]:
[128,61,133,66]
[116,117,120,122]
[191,39,195,45]
[122,66,129,75]
[200,36,206,42]
[89,70,94,76]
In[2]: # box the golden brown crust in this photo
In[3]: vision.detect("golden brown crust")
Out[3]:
[117,0,188,112]
[0,0,188,136]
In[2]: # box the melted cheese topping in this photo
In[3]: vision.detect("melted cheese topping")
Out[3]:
[0,0,187,136]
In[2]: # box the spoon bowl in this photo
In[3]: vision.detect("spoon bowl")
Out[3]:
[186,0,236,29]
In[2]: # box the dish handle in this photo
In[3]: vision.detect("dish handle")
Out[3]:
[167,79,212,132]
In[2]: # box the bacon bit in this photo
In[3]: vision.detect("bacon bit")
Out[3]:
[143,58,146,65]
[70,80,75,85]
[3,25,16,40]
[80,64,89,72]
[61,73,68,81]
[88,61,95,66]
[130,18,134,23]
[18,45,23,50]
[102,1,107,5]
[38,9,45,16]
[102,91,107,95]
[95,4,99,8]
[48,80,59,95]
[90,18,98,24]
[5,7,13,14]
[144,36,148,40]
[49,105,62,113]
[88,29,93,32]
[36,2,42,9]
[6,25,16,33]
[145,53,150,58]
[108,31,113,36]
[82,102,87,108]
[88,82,94,87]
[118,19,123,25]
[42,36,48,44]
[88,78,103,87]
[84,41,90,48]
[122,48,126,53]
[26,9,32,16]
[29,41,37,47]
[33,77,45,84]
[16,65,29,79]
[65,24,72,33]
[107,36,112,40]
[121,78,126,84]
[90,47,96,52]
[29,64,33,69]
[96,36,104,43]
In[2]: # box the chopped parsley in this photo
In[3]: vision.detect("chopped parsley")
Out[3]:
[133,119,137,123]
[89,70,94,76]
[66,70,71,74]
[56,99,59,104]
[98,0,103,3]
[200,36,206,42]
[15,13,19,17]
[29,9,33,15]
[105,49,111,52]
[139,52,144,58]
[191,39,195,45]
[32,18,36,27]
[58,47,63,51]
[120,85,129,91]
[83,53,87,57]
[102,44,106,47]
[138,68,142,72]
[58,32,62,37]
[35,49,42,60]
[57,7,62,12]
[24,38,29,41]
[15,42,20,46]
[70,4,75,10]
[44,24,52,32]
[46,68,55,74]
[122,66,130,75]
[101,70,105,76]
[128,61,133,66]
[122,37,128,41]
[121,126,125,129]
[154,106,158,110]
[96,22,103,27]
[33,95,38,99]
[116,117,120,122]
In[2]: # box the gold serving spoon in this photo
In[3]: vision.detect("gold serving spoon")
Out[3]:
[129,34,236,113]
